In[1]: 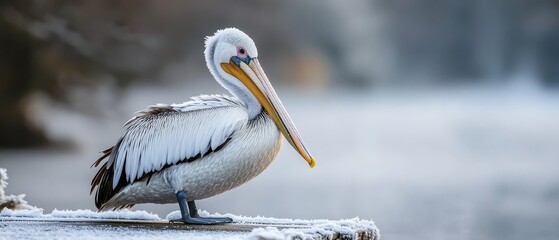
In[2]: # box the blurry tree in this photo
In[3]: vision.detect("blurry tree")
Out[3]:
[1,0,50,148]
[0,0,156,148]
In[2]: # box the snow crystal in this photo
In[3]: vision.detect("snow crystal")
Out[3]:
[0,168,37,211]
[0,168,7,192]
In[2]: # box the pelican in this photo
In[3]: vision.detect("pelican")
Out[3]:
[90,28,315,225]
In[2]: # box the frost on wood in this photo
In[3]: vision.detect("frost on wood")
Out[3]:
[0,168,36,212]
[50,209,160,220]
[0,208,160,220]
[167,210,380,240]
[2,208,379,240]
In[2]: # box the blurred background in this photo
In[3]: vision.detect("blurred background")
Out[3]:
[1,0,558,239]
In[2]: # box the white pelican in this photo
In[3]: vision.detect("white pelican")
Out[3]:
[90,28,315,224]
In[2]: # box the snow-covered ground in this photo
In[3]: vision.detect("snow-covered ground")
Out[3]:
[0,208,378,240]
[1,81,558,240]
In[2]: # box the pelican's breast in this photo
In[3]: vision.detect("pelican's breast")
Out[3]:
[166,111,282,200]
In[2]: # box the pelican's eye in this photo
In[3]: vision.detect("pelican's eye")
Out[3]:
[237,47,248,58]
[232,46,251,66]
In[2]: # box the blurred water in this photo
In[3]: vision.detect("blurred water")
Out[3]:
[1,82,558,240]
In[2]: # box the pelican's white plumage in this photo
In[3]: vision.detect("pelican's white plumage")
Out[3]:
[91,28,314,222]
[115,95,245,186]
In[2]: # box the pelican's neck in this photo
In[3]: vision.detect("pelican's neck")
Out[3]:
[222,78,262,119]
[205,38,262,119]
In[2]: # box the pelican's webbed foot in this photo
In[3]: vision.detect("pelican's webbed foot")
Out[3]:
[187,200,233,223]
[170,191,233,225]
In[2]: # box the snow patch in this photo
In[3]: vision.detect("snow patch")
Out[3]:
[0,208,44,218]
[0,208,161,221]
[248,227,290,240]
[51,209,161,220]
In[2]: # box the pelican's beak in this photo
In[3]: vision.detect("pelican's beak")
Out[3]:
[221,58,316,168]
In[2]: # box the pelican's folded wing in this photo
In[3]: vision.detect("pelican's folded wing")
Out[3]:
[91,95,247,208]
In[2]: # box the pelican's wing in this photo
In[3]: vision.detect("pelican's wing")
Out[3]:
[91,95,247,208]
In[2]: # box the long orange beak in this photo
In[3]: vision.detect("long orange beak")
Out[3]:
[221,58,316,168]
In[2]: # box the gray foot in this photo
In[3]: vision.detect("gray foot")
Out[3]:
[169,216,231,225]
[172,191,233,225]
[194,217,233,223]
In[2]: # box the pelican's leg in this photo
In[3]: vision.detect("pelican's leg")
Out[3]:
[187,200,233,223]
[169,191,231,225]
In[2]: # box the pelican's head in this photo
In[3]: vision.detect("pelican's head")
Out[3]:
[204,28,315,168]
